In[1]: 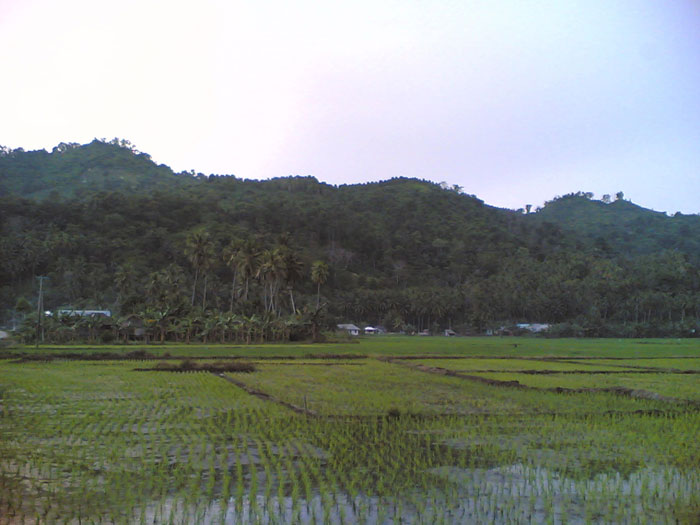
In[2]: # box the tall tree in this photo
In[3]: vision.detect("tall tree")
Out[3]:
[256,248,286,314]
[282,248,304,314]
[223,238,243,312]
[234,239,260,302]
[185,231,214,307]
[310,260,329,309]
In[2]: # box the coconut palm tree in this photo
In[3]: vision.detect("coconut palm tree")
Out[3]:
[310,260,329,309]
[145,270,166,307]
[223,238,244,312]
[234,239,260,302]
[256,248,286,314]
[282,248,304,314]
[184,231,215,307]
[114,263,136,308]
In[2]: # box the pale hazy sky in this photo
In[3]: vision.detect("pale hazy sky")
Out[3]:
[1,1,698,213]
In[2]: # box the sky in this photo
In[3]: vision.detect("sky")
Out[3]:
[1,0,699,213]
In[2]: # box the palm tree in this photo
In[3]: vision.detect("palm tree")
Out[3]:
[185,231,215,308]
[179,313,200,344]
[223,238,244,312]
[145,270,166,307]
[160,264,187,309]
[114,314,130,343]
[167,318,185,343]
[242,314,261,344]
[152,308,171,343]
[43,314,62,344]
[256,248,286,314]
[219,312,239,343]
[85,315,104,344]
[310,260,329,309]
[140,309,159,344]
[235,239,260,302]
[201,313,219,344]
[114,263,136,308]
[282,248,304,314]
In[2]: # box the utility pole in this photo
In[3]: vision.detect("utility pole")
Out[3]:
[36,276,48,346]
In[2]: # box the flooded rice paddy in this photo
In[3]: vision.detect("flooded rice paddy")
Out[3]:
[1,340,699,523]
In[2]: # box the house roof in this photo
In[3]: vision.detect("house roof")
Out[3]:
[337,324,360,331]
[57,309,112,317]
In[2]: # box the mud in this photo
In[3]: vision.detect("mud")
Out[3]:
[134,361,256,373]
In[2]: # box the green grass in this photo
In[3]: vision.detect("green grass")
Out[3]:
[359,336,700,357]
[5,342,362,358]
[8,335,700,358]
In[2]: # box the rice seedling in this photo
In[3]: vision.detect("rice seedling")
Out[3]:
[468,371,700,402]
[1,338,699,523]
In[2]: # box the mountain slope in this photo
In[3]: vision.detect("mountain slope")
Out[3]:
[0,139,197,199]
[528,193,700,259]
[1,141,698,336]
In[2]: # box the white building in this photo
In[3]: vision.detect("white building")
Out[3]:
[56,309,112,318]
[516,323,550,333]
[337,324,360,336]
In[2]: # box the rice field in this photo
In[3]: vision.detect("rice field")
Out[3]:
[466,372,700,402]
[5,335,700,358]
[573,357,700,371]
[1,336,699,523]
[409,358,636,372]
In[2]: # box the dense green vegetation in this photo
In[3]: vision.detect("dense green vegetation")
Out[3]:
[1,337,699,523]
[2,140,699,339]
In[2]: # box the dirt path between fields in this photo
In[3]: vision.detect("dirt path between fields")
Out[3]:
[385,355,700,360]
[215,372,318,417]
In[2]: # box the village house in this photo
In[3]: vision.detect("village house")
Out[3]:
[337,323,360,336]
[55,309,112,318]
[516,323,550,333]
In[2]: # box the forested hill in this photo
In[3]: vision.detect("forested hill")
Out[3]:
[530,192,700,259]
[1,140,699,338]
[0,139,197,200]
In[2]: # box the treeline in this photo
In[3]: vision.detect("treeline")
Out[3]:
[15,309,323,345]
[1,141,699,340]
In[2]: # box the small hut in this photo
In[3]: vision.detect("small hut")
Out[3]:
[337,324,360,336]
